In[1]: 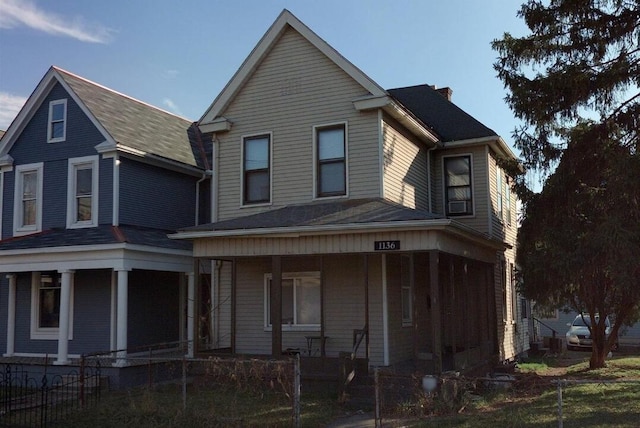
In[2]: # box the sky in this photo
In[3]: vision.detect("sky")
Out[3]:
[0,0,529,156]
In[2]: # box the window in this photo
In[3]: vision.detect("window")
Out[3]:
[496,168,503,219]
[30,272,74,340]
[501,260,508,322]
[315,124,346,197]
[67,156,99,228]
[13,163,43,235]
[48,99,67,143]
[505,177,512,225]
[444,155,472,216]
[242,134,270,204]
[510,262,517,321]
[265,272,321,330]
[401,256,412,326]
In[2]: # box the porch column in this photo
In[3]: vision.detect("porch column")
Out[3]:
[114,268,130,367]
[271,256,282,358]
[55,269,74,365]
[4,274,16,357]
[186,271,195,357]
[429,251,442,373]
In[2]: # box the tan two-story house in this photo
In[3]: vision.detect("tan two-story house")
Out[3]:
[173,10,526,375]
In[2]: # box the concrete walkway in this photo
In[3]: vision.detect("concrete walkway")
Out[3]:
[326,411,411,427]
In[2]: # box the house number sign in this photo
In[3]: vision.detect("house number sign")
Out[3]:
[374,240,400,251]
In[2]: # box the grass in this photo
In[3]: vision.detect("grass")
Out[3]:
[408,353,640,428]
[57,353,640,427]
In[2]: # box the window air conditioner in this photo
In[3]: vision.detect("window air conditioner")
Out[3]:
[448,200,468,214]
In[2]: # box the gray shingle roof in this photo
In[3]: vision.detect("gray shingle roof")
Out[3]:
[0,225,191,251]
[56,68,206,168]
[183,198,443,232]
[387,85,497,142]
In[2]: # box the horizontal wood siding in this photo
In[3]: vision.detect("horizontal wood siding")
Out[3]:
[118,158,197,230]
[215,27,380,221]
[382,115,430,211]
[68,269,111,353]
[4,82,115,235]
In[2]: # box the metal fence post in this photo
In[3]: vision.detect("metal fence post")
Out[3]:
[294,354,301,428]
[557,379,564,428]
[374,367,381,428]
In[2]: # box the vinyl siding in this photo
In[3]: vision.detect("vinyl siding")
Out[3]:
[11,270,111,355]
[215,27,380,221]
[118,158,197,230]
[2,83,114,237]
[381,115,430,211]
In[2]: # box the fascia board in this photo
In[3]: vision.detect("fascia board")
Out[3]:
[353,95,439,145]
[199,9,386,126]
[172,219,507,250]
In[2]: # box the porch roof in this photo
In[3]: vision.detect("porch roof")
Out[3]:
[172,199,507,258]
[178,198,443,234]
[0,225,192,252]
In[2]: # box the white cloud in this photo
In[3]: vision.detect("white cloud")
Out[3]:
[0,0,114,43]
[162,98,183,116]
[164,70,179,79]
[0,92,27,130]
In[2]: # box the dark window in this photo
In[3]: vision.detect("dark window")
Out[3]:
[317,125,346,197]
[444,156,472,215]
[243,135,270,204]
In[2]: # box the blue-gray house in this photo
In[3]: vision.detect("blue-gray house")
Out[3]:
[0,67,209,365]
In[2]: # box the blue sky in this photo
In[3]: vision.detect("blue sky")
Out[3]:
[0,0,528,155]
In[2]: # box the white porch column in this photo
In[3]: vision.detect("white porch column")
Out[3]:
[114,268,130,366]
[55,269,74,365]
[4,274,16,357]
[186,272,195,358]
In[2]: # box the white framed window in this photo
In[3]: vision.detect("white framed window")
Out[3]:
[13,162,43,236]
[401,256,412,326]
[496,168,503,219]
[264,272,321,331]
[67,156,99,228]
[241,133,271,205]
[314,122,347,198]
[30,272,74,340]
[48,99,67,143]
[443,155,473,216]
[505,176,512,225]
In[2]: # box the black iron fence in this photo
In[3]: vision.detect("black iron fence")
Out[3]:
[0,361,103,427]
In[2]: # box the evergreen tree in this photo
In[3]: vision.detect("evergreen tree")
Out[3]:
[493,0,640,368]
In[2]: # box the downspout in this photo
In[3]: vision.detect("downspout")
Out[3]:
[193,123,213,226]
[195,171,211,226]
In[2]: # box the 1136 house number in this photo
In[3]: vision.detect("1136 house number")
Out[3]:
[374,240,400,251]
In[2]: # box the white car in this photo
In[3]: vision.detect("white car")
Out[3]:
[565,314,614,351]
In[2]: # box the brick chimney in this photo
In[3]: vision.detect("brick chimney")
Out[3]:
[436,86,453,101]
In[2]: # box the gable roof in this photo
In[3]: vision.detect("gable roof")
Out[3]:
[0,67,207,169]
[198,9,387,130]
[387,85,497,142]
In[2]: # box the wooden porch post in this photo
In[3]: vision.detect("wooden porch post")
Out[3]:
[364,254,369,360]
[449,257,456,366]
[320,255,325,357]
[429,251,442,373]
[463,261,471,365]
[271,256,282,358]
[231,258,237,354]
[410,253,417,359]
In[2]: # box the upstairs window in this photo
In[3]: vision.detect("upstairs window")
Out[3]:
[67,156,99,228]
[316,124,346,198]
[496,168,503,219]
[48,99,67,143]
[444,155,473,216]
[13,163,43,235]
[505,176,512,225]
[242,134,270,204]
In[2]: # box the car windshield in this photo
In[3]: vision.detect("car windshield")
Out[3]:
[573,316,610,327]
